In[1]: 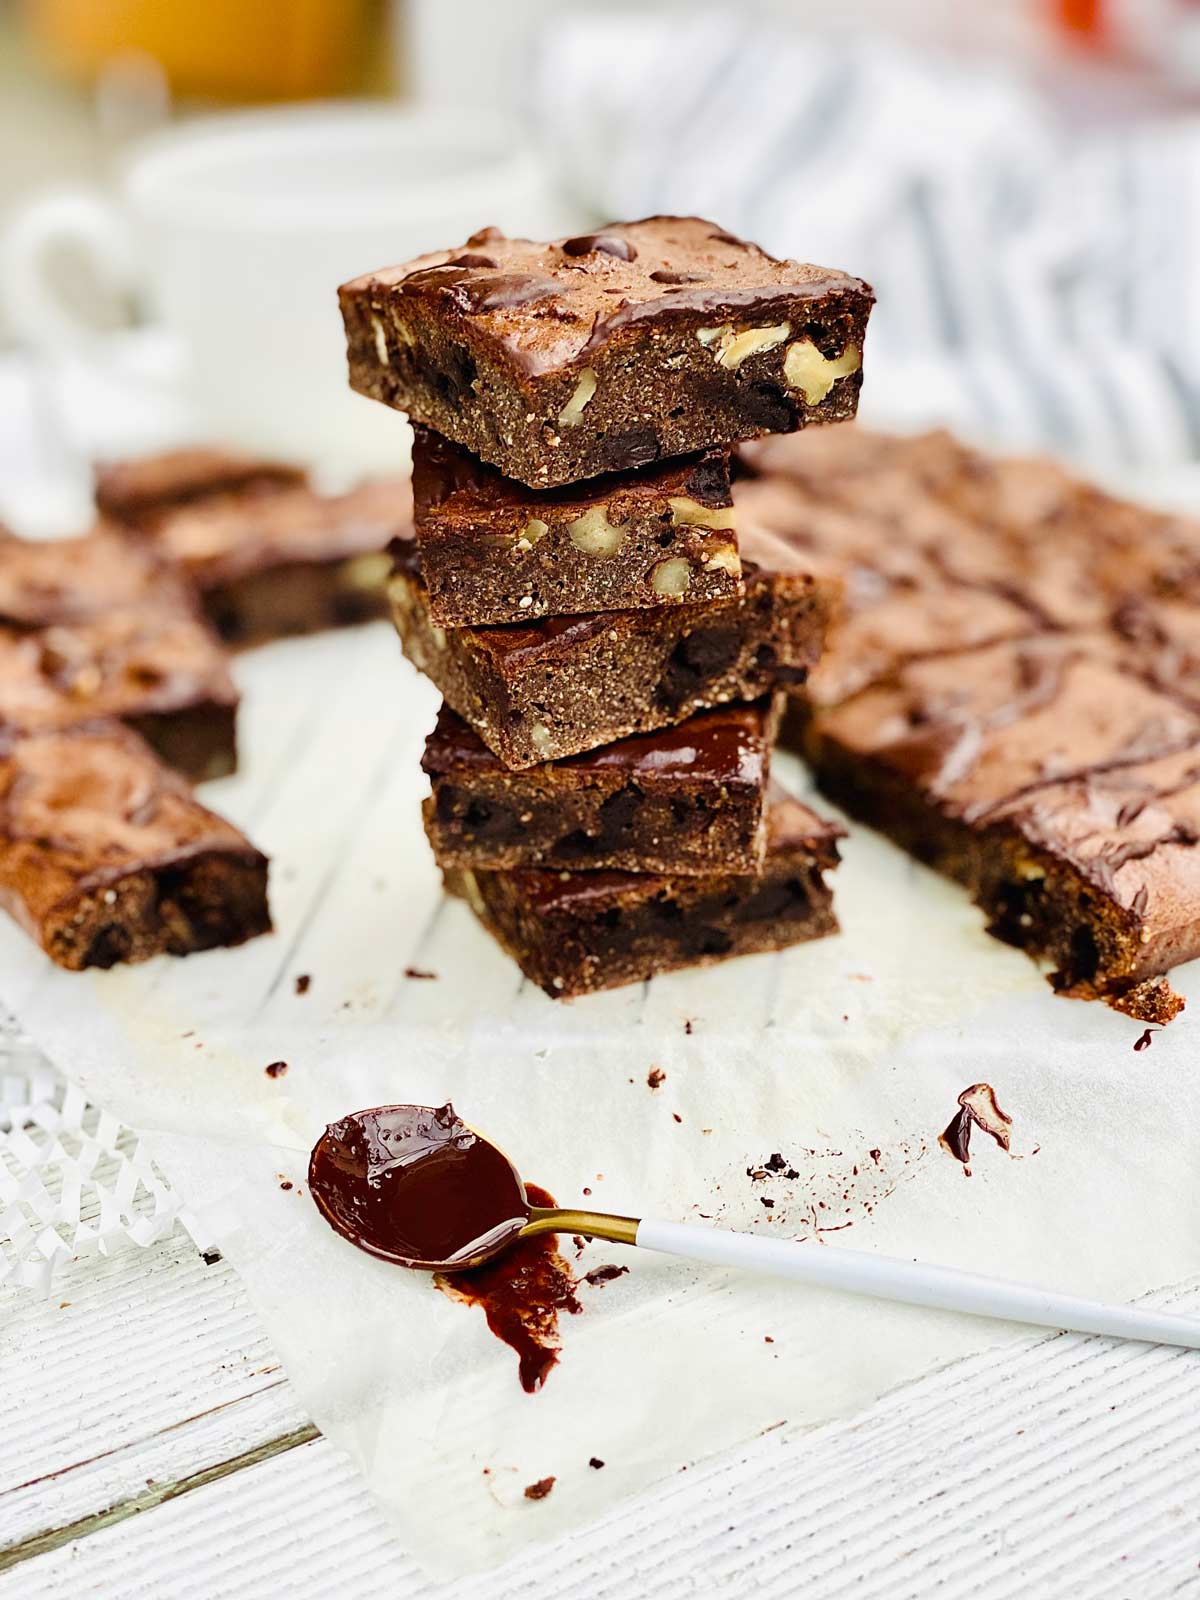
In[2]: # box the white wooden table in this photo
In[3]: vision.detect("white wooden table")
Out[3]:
[5,1197,1200,1599]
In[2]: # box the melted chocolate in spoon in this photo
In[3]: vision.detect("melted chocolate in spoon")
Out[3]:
[309,1103,580,1390]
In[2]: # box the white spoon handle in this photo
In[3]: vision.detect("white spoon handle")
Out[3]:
[635,1218,1200,1350]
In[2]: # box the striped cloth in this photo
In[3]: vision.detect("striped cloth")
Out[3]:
[536,14,1200,468]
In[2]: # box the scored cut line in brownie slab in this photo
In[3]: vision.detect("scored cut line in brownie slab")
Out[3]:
[444,788,842,998]
[0,721,270,970]
[411,426,740,626]
[341,215,873,488]
[389,517,835,769]
[422,696,780,876]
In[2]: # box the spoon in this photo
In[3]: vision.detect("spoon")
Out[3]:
[309,1102,1200,1350]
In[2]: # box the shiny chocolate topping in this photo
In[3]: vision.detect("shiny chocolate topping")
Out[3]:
[308,1102,530,1270]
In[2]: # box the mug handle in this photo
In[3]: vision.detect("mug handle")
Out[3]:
[0,188,139,355]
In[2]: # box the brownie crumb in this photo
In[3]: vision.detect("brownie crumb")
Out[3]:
[583,1264,629,1286]
[405,966,438,980]
[684,1020,693,1035]
[760,1196,775,1209]
[869,1148,882,1164]
[294,973,311,995]
[589,1457,605,1470]
[265,1060,288,1078]
[764,1335,774,1344]
[524,1476,556,1501]
[647,1066,666,1089]
[280,1180,293,1191]
[764,1152,787,1172]
[1133,1027,1155,1052]
[200,1248,222,1266]
[672,1112,682,1124]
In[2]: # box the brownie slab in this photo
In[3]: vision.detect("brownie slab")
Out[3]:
[0,721,270,970]
[411,426,740,625]
[390,518,833,768]
[340,215,873,487]
[444,789,841,997]
[423,696,780,876]
[760,424,1200,1019]
[97,451,411,645]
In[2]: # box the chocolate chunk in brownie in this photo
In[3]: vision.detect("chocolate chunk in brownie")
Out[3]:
[0,721,270,970]
[0,529,238,781]
[98,452,411,645]
[389,515,833,769]
[444,788,841,997]
[340,216,873,487]
[422,695,781,875]
[411,426,740,625]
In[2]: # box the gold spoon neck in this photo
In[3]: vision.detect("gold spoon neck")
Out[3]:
[521,1205,640,1249]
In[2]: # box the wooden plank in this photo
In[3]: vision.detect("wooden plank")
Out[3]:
[0,1226,309,1555]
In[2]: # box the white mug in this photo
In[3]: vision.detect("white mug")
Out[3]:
[1,104,571,474]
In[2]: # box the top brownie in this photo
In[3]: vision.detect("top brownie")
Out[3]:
[340,216,873,488]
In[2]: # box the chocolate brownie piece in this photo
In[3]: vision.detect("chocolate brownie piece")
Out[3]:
[422,696,781,876]
[99,453,410,645]
[94,447,306,525]
[0,523,196,629]
[0,721,270,970]
[0,529,238,780]
[390,519,833,768]
[340,215,873,488]
[411,426,740,625]
[803,631,1200,1020]
[0,614,238,783]
[444,788,841,997]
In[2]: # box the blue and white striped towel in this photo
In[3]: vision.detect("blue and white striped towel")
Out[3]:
[536,14,1200,471]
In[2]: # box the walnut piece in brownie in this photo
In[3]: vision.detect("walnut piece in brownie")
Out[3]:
[411,426,740,625]
[422,696,781,876]
[756,424,1200,1019]
[340,216,873,487]
[444,789,841,997]
[97,450,411,646]
[0,721,270,970]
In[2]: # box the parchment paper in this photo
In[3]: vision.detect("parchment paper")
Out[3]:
[4,623,1199,1579]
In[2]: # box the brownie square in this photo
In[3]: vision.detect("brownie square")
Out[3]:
[422,695,781,876]
[96,450,411,646]
[0,721,270,970]
[444,788,842,997]
[389,516,834,769]
[0,529,239,781]
[340,215,873,487]
[412,426,740,625]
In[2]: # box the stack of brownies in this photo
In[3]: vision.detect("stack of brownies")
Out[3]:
[338,215,874,995]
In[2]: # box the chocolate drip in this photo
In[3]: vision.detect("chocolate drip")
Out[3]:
[399,265,561,315]
[435,1183,580,1393]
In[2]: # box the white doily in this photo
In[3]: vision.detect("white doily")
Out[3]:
[0,1011,182,1291]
